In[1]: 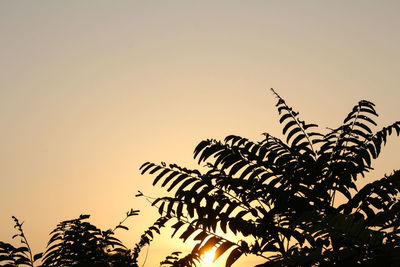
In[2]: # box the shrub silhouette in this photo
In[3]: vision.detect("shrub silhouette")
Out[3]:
[1,211,139,267]
[139,89,400,266]
[40,214,134,267]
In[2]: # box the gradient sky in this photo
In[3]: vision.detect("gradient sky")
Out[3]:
[1,1,399,266]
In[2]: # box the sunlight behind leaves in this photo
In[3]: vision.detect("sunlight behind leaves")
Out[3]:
[201,247,217,265]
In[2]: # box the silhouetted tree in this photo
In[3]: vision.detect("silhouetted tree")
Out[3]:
[0,210,139,267]
[140,89,400,266]
[40,214,136,267]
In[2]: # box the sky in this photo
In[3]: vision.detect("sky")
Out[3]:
[0,1,399,266]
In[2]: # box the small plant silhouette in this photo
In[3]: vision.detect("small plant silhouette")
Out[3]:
[0,210,139,267]
[140,89,400,266]
[0,216,41,266]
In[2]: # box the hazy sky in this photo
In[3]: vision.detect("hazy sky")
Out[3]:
[1,1,399,266]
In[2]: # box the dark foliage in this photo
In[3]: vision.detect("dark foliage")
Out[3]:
[0,216,39,267]
[1,210,139,267]
[40,214,134,267]
[140,89,400,266]
[131,215,171,266]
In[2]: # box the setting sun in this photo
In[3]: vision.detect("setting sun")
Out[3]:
[201,248,217,265]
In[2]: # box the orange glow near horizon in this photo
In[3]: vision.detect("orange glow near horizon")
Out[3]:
[201,247,217,265]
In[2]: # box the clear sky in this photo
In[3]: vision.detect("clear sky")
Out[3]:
[1,1,399,266]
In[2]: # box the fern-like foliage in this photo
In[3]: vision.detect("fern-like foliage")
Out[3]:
[40,214,137,267]
[140,89,400,266]
[1,210,141,267]
[1,211,140,267]
[131,215,171,266]
[160,251,202,267]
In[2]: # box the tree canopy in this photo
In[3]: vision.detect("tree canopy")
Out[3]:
[139,89,400,266]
